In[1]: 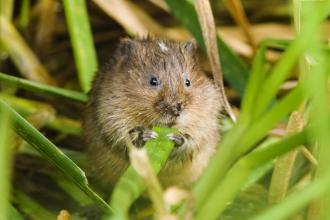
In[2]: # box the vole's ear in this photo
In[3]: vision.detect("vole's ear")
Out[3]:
[117,38,135,56]
[182,39,197,54]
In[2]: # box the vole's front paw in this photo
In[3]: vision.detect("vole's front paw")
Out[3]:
[166,133,184,147]
[142,129,158,141]
[130,127,158,148]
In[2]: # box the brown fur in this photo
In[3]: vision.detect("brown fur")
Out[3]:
[83,37,222,189]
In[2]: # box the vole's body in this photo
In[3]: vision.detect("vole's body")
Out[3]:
[83,38,222,189]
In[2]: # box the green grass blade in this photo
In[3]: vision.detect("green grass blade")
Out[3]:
[0,0,14,19]
[253,0,330,118]
[0,15,56,85]
[240,40,268,123]
[164,0,248,96]
[0,100,114,215]
[195,114,330,220]
[62,0,97,93]
[11,190,56,220]
[6,202,24,220]
[109,126,179,219]
[251,168,330,220]
[0,93,82,136]
[0,72,88,103]
[18,0,30,29]
[235,54,328,156]
[0,102,14,220]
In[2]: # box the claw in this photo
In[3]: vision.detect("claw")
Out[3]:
[166,133,184,147]
[142,130,159,141]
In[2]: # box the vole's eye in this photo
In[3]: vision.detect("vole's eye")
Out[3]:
[150,78,159,86]
[185,79,190,87]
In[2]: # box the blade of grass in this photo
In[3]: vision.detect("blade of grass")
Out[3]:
[253,0,330,119]
[109,126,179,219]
[268,0,316,206]
[0,101,14,220]
[195,113,330,220]
[62,0,97,92]
[18,0,30,29]
[0,100,114,215]
[11,190,57,220]
[268,111,303,203]
[306,53,330,220]
[235,58,326,157]
[5,202,24,220]
[0,0,14,19]
[0,15,56,85]
[251,167,330,220]
[0,72,87,103]
[164,0,248,97]
[51,175,94,206]
[239,40,268,123]
[0,93,82,136]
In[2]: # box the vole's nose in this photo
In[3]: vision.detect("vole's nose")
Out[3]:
[171,102,183,117]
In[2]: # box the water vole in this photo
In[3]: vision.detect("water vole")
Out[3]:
[83,37,222,189]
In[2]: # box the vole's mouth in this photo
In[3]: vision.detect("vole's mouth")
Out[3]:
[154,121,176,128]
[154,117,177,127]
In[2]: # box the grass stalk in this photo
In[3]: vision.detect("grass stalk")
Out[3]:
[19,0,30,29]
[0,0,14,19]
[0,93,82,135]
[185,38,320,215]
[254,0,330,118]
[0,100,114,215]
[62,0,97,92]
[0,101,15,220]
[0,72,87,103]
[306,51,330,219]
[0,16,56,85]
[268,111,303,203]
[251,167,330,220]
[195,112,330,219]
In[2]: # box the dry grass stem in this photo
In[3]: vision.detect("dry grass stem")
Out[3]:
[223,0,257,53]
[0,16,57,85]
[268,111,304,203]
[93,0,171,38]
[125,135,171,219]
[194,0,236,122]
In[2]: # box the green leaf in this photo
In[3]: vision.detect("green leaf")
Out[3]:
[109,126,179,219]
[62,0,97,93]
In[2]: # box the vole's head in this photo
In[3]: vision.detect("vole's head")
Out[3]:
[111,37,217,127]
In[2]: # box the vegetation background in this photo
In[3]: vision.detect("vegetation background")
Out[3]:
[1,0,330,219]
